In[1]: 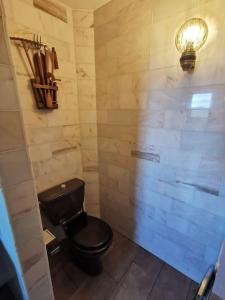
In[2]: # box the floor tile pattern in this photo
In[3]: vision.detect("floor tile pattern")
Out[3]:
[49,231,198,300]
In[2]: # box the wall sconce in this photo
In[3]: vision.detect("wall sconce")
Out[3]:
[175,18,208,71]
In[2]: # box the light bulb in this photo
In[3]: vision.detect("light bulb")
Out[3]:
[175,18,208,71]
[176,18,208,52]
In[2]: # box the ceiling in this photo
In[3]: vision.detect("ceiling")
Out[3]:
[59,0,111,10]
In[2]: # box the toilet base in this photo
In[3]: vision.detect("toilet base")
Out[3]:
[71,251,103,275]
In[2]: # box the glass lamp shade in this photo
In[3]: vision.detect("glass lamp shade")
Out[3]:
[175,18,208,52]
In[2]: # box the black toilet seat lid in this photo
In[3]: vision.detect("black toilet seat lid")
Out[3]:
[69,216,113,250]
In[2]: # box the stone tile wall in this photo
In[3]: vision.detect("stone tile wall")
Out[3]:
[3,0,83,193]
[94,0,225,282]
[73,10,100,217]
[0,0,53,298]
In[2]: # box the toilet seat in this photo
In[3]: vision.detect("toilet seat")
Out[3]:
[66,215,113,252]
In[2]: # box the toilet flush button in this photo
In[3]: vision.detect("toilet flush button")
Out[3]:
[61,184,66,189]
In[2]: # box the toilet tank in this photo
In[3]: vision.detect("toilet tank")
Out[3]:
[38,178,85,225]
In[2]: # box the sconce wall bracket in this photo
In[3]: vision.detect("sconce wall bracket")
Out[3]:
[180,48,196,72]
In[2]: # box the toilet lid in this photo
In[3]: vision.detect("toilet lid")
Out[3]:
[69,216,113,250]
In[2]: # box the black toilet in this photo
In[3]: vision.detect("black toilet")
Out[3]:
[38,178,113,275]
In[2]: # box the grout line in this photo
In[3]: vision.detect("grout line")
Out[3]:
[146,262,165,300]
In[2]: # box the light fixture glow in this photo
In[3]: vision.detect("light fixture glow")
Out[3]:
[175,18,208,71]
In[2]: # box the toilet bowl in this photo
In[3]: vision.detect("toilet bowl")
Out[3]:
[38,178,113,275]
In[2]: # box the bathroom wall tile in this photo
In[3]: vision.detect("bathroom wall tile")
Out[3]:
[77,79,96,96]
[85,183,99,203]
[180,131,225,155]
[76,64,95,80]
[108,165,130,194]
[19,237,44,273]
[85,202,100,217]
[0,79,18,110]
[76,46,95,64]
[26,126,63,145]
[79,110,97,123]
[83,171,99,183]
[0,111,24,152]
[74,28,94,47]
[81,137,98,151]
[80,123,97,137]
[24,255,51,294]
[23,109,48,128]
[73,10,93,28]
[28,275,53,300]
[0,17,10,64]
[12,209,42,247]
[73,9,100,216]
[95,0,225,283]
[78,95,96,110]
[4,179,37,217]
[28,144,52,162]
[82,149,98,170]
[95,18,119,48]
[63,124,81,138]
[0,149,32,188]
[1,0,77,298]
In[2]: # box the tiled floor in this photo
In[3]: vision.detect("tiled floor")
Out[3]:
[49,230,198,300]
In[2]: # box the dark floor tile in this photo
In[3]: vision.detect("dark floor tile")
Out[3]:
[134,247,164,279]
[68,272,116,300]
[187,281,199,300]
[49,250,69,277]
[103,233,138,282]
[63,258,87,288]
[148,264,191,300]
[52,268,77,300]
[110,262,156,300]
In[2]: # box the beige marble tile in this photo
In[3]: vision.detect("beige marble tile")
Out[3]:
[63,124,81,138]
[83,171,99,183]
[0,111,24,152]
[29,144,52,162]
[82,149,98,169]
[85,202,100,217]
[73,10,93,28]
[95,18,119,48]
[79,110,97,123]
[0,17,10,64]
[28,274,53,300]
[81,137,98,151]
[76,46,95,64]
[0,149,32,188]
[77,79,96,96]
[0,79,19,110]
[85,183,99,203]
[77,64,95,80]
[12,208,42,250]
[4,179,37,217]
[22,109,48,128]
[74,28,94,47]
[0,63,13,80]
[78,95,96,110]
[26,126,63,145]
[80,123,98,137]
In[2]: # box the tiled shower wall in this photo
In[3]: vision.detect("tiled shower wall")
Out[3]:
[0,0,53,298]
[3,0,83,193]
[73,10,100,217]
[95,0,225,282]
